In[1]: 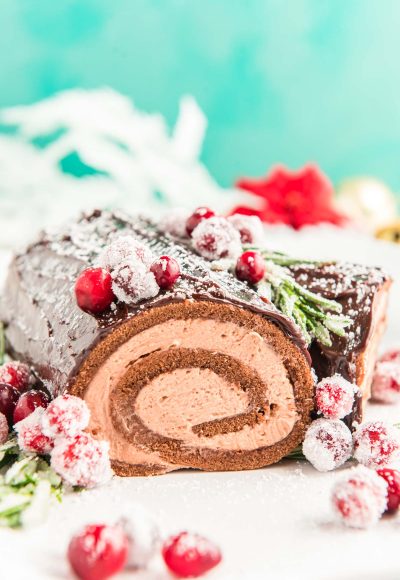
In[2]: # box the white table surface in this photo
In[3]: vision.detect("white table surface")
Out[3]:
[1,225,400,580]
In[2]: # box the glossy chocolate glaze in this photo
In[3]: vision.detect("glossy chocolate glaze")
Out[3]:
[291,262,389,426]
[0,210,310,395]
[290,262,389,383]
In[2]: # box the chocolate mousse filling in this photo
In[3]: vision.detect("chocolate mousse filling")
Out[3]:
[70,301,313,475]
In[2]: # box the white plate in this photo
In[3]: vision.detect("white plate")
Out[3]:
[1,227,400,580]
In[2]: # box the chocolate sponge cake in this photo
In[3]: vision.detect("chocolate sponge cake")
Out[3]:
[0,210,390,476]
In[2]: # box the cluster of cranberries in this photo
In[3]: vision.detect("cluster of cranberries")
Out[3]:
[0,361,50,444]
[0,361,112,489]
[186,207,266,283]
[168,206,266,283]
[75,207,266,315]
[331,464,400,529]
[68,517,222,580]
[75,254,181,315]
[332,466,392,529]
[302,373,400,528]
[13,393,112,488]
[184,207,266,283]
[371,346,400,404]
[303,375,359,472]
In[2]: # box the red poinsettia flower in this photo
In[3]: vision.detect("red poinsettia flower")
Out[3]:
[232,164,346,230]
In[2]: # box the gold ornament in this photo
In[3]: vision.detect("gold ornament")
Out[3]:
[375,221,400,244]
[336,177,397,232]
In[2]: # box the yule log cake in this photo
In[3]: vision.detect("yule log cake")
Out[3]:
[0,209,390,476]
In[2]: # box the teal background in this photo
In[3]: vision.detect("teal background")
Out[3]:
[1,0,400,189]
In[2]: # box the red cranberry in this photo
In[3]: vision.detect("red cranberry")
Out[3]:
[150,256,181,290]
[0,384,20,425]
[75,268,115,314]
[0,362,31,392]
[68,524,129,580]
[13,389,50,424]
[235,251,266,284]
[162,531,222,578]
[377,468,400,513]
[186,207,215,236]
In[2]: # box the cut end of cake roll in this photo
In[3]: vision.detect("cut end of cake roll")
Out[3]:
[70,301,314,475]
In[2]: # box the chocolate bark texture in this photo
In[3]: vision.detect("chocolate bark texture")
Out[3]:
[0,210,389,474]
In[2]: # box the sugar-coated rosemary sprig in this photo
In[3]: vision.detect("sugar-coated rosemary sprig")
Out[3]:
[246,247,351,347]
[247,248,325,268]
[0,438,63,528]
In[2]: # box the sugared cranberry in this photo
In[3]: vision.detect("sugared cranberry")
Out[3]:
[99,236,154,271]
[15,407,54,454]
[13,389,50,424]
[150,256,181,290]
[332,465,388,529]
[377,468,400,514]
[118,503,160,569]
[302,418,353,472]
[353,420,400,468]
[0,383,20,425]
[0,412,8,444]
[51,432,112,488]
[372,361,400,404]
[0,362,31,392]
[379,347,400,364]
[75,268,115,314]
[159,208,190,238]
[227,214,264,244]
[315,374,358,419]
[191,217,242,261]
[235,251,266,284]
[68,524,129,580]
[186,207,215,236]
[42,394,90,439]
[111,260,159,305]
[162,531,222,578]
